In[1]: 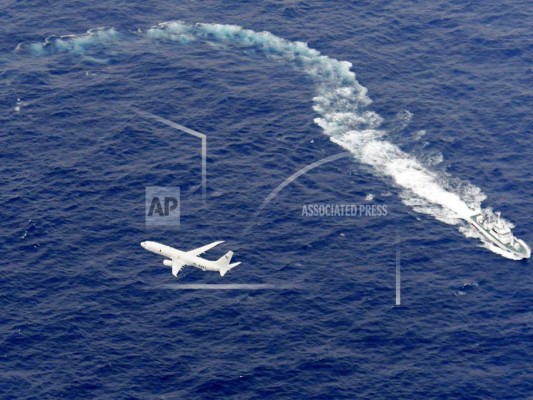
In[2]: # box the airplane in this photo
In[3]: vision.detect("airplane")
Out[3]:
[140,240,241,277]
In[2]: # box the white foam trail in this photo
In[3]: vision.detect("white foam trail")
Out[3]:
[147,22,196,44]
[21,27,119,55]
[148,22,475,220]
[22,21,528,259]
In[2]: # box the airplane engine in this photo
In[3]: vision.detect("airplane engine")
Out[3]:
[163,259,173,267]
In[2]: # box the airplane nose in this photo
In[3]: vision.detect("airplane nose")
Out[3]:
[140,241,146,248]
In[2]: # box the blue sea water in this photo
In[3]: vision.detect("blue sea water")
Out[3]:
[1,1,532,398]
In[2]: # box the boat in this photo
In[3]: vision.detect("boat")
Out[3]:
[469,212,531,260]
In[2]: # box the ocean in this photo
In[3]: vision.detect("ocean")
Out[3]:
[1,1,532,398]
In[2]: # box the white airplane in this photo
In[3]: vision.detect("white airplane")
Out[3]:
[140,240,241,277]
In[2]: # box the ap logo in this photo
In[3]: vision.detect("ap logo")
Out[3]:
[145,187,180,227]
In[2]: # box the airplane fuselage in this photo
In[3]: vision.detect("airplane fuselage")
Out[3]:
[141,241,226,273]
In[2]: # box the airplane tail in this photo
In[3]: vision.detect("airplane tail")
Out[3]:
[216,251,233,267]
[219,262,241,277]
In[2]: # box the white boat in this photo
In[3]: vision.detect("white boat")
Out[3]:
[469,212,530,260]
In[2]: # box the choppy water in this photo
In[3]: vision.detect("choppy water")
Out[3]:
[1,1,532,398]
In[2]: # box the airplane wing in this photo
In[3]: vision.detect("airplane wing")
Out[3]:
[186,241,224,257]
[172,260,186,277]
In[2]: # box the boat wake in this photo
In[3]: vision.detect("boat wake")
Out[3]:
[18,21,529,260]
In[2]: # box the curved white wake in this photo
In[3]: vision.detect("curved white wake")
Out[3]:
[21,21,529,259]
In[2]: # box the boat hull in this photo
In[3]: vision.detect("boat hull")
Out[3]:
[468,215,531,260]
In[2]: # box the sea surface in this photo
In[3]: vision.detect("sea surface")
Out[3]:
[1,1,532,398]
